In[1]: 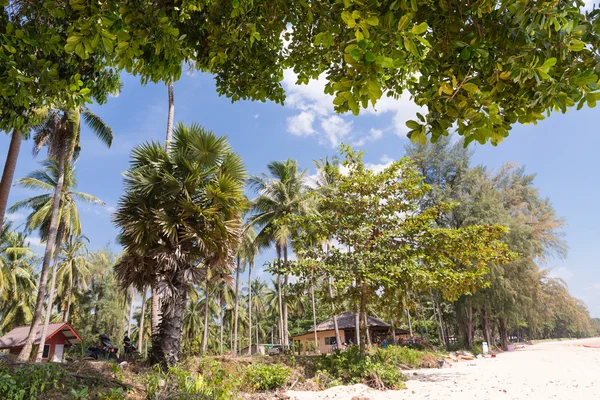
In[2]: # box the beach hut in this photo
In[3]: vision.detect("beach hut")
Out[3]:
[0,322,82,362]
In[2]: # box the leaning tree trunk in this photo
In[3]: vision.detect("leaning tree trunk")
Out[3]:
[165,80,175,145]
[359,283,368,357]
[18,145,66,362]
[201,275,210,355]
[0,129,22,229]
[282,244,289,350]
[150,272,187,368]
[247,262,253,356]
[311,282,319,353]
[127,287,135,337]
[35,230,63,361]
[63,284,72,323]
[406,308,413,338]
[138,286,147,353]
[233,256,241,357]
[219,292,224,356]
[328,278,342,347]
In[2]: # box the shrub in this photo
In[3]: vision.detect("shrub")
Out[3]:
[244,363,291,391]
[0,362,68,400]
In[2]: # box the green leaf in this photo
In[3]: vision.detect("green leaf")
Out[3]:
[411,22,428,35]
[364,16,379,26]
[364,52,376,63]
[404,37,418,57]
[462,83,479,93]
[398,15,411,31]
[406,120,421,130]
[540,57,557,70]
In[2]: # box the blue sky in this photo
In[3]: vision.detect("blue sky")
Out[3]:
[2,70,599,317]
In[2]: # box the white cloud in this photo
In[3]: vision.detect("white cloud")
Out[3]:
[321,115,353,147]
[254,114,260,119]
[27,237,45,248]
[354,128,384,147]
[365,155,395,173]
[287,111,316,136]
[5,213,24,222]
[282,70,424,147]
[549,266,574,281]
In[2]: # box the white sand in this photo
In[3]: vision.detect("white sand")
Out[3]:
[286,338,600,400]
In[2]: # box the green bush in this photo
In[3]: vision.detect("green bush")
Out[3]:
[244,363,291,391]
[0,362,68,400]
[471,342,483,356]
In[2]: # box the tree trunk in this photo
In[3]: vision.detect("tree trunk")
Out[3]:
[457,299,474,349]
[233,256,241,357]
[202,275,210,355]
[355,310,360,347]
[151,283,161,338]
[490,318,497,348]
[365,312,372,346]
[328,278,342,347]
[282,244,289,350]
[35,232,63,361]
[127,287,135,337]
[480,306,491,348]
[18,146,66,362]
[498,317,509,351]
[63,284,72,323]
[219,292,224,356]
[165,80,175,145]
[311,282,319,353]
[0,130,22,229]
[359,283,368,357]
[150,272,187,368]
[255,309,258,348]
[406,308,413,338]
[247,262,253,356]
[138,286,147,353]
[276,245,284,348]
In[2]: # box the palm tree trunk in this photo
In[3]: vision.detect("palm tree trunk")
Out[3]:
[63,284,72,323]
[18,146,66,362]
[406,308,413,338]
[150,272,187,367]
[359,283,368,357]
[311,282,319,354]
[202,275,210,355]
[151,282,160,338]
[138,286,147,353]
[328,278,342,347]
[282,244,289,350]
[127,287,135,337]
[165,80,175,145]
[219,292,224,356]
[233,256,241,357]
[247,263,253,356]
[0,129,22,229]
[275,245,284,347]
[355,311,360,347]
[35,230,63,361]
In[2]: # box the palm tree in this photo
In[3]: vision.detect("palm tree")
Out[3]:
[0,130,23,229]
[17,107,112,361]
[250,278,272,345]
[0,229,38,331]
[56,235,92,322]
[249,159,314,349]
[234,226,257,356]
[114,123,246,367]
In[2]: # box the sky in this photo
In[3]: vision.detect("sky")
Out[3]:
[2,69,600,317]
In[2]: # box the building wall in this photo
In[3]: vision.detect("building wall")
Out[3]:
[293,329,350,354]
[7,333,67,362]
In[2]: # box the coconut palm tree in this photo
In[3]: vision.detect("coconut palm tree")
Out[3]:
[249,160,314,349]
[56,235,92,322]
[0,229,38,331]
[17,107,112,361]
[114,123,246,367]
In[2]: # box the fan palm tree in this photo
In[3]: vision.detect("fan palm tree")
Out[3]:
[17,107,112,362]
[233,225,258,356]
[114,123,246,367]
[56,235,92,322]
[249,159,314,348]
[0,229,38,331]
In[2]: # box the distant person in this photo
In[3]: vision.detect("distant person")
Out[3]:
[382,338,388,349]
[348,338,353,346]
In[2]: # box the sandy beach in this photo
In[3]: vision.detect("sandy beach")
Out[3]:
[286,338,600,400]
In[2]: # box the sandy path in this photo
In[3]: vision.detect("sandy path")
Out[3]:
[286,338,600,400]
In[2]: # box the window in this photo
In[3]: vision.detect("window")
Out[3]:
[42,344,50,359]
[324,337,336,345]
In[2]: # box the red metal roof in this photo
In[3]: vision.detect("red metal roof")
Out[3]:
[0,322,82,349]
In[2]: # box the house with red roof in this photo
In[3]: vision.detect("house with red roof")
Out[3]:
[0,322,82,362]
